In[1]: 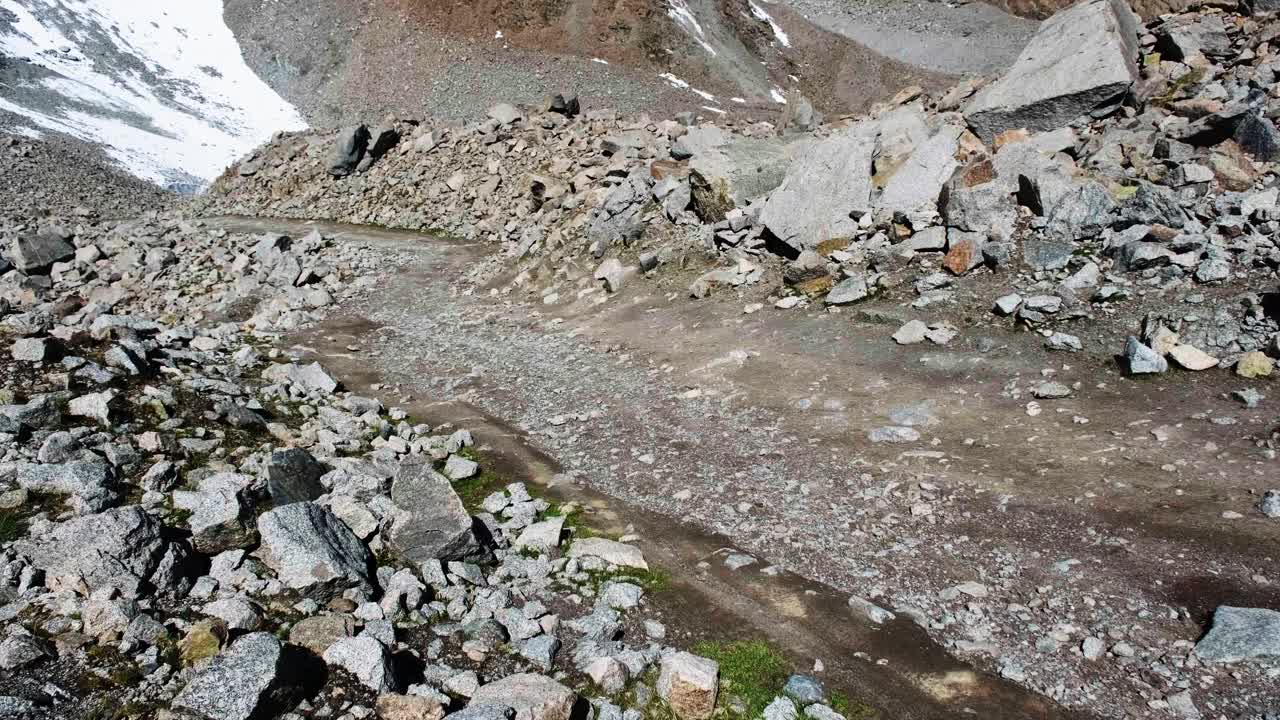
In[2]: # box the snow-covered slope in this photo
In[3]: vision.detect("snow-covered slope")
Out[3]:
[0,0,305,190]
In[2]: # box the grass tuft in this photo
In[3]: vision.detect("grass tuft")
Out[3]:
[691,639,790,719]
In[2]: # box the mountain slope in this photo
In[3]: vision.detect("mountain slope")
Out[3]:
[0,0,305,189]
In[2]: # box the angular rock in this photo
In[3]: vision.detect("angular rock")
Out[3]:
[1124,337,1168,374]
[329,125,371,178]
[10,228,75,275]
[266,448,327,506]
[173,632,296,720]
[658,652,719,720]
[1195,607,1280,663]
[388,460,487,564]
[1168,344,1218,371]
[471,673,576,720]
[877,126,963,226]
[324,636,398,693]
[964,0,1140,142]
[824,275,870,306]
[256,502,374,600]
[567,538,648,570]
[759,122,875,253]
[15,460,118,513]
[378,694,447,720]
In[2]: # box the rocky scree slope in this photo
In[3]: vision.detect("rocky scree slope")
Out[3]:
[203,0,1280,379]
[0,213,800,720]
[223,0,954,129]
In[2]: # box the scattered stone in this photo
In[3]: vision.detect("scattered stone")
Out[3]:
[657,652,719,720]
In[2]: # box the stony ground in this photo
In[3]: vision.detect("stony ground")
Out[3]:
[4,0,1280,719]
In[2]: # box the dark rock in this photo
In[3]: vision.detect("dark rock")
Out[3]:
[329,125,371,178]
[266,448,327,506]
[10,228,75,275]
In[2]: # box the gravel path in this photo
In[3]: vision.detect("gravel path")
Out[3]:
[212,217,1280,720]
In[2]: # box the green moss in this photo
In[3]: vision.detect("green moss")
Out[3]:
[829,691,877,720]
[451,469,507,513]
[690,639,790,719]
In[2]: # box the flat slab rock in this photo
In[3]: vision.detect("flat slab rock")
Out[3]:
[173,632,290,720]
[965,0,1141,142]
[470,673,575,720]
[566,538,648,570]
[1195,606,1280,663]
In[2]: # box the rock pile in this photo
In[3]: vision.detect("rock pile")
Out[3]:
[0,214,801,720]
[200,0,1280,377]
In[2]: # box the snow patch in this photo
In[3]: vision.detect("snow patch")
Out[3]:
[658,73,716,102]
[701,105,726,115]
[770,87,789,104]
[592,58,610,65]
[667,0,717,56]
[730,97,746,104]
[748,1,791,48]
[0,0,306,188]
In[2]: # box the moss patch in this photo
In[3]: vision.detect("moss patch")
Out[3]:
[691,639,790,719]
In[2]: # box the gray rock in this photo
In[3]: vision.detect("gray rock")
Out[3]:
[21,506,189,598]
[388,460,487,564]
[877,126,963,226]
[174,472,259,553]
[759,122,875,253]
[256,502,374,600]
[1235,111,1279,162]
[0,634,51,670]
[10,337,49,362]
[803,705,846,720]
[173,632,295,720]
[0,397,61,434]
[10,228,75,275]
[1260,490,1280,518]
[1195,606,1280,663]
[514,517,565,552]
[518,634,560,672]
[1045,332,1083,352]
[764,697,798,720]
[868,426,920,443]
[471,673,576,720]
[1124,336,1168,375]
[324,636,398,692]
[782,675,825,706]
[329,125,371,178]
[266,448,327,506]
[15,460,118,513]
[687,128,804,224]
[262,362,339,396]
[566,538,648,570]
[445,705,517,720]
[489,104,524,125]
[964,0,1140,141]
[824,275,871,306]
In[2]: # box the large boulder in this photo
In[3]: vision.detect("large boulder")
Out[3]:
[964,0,1141,142]
[21,506,191,599]
[9,227,75,275]
[387,460,488,564]
[14,460,119,513]
[688,129,805,222]
[875,125,965,227]
[471,674,576,720]
[758,121,877,253]
[255,502,374,600]
[1195,606,1280,663]
[173,632,300,720]
[329,125,371,178]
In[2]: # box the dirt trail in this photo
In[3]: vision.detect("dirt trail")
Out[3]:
[207,217,1280,718]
